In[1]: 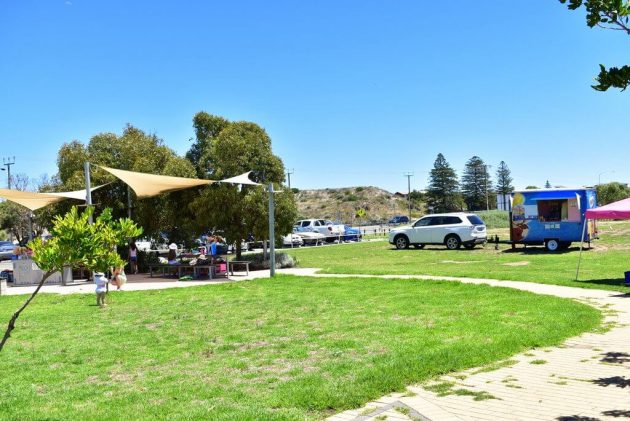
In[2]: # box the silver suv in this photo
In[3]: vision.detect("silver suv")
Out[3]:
[389,213,487,250]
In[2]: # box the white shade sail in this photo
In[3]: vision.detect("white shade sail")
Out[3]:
[219,171,261,186]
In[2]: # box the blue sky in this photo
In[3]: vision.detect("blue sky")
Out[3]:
[1,0,629,193]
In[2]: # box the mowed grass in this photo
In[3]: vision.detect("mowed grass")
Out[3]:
[289,221,630,292]
[0,276,600,420]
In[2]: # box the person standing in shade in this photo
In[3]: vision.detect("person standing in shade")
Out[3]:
[129,241,138,274]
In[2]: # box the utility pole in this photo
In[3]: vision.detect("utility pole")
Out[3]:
[2,157,15,189]
[404,172,413,220]
[286,169,294,189]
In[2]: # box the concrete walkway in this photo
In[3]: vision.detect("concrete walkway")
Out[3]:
[3,267,629,420]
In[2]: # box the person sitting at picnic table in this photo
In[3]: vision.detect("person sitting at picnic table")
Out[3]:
[167,243,178,264]
[206,236,217,257]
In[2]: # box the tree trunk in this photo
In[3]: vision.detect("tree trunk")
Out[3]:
[0,270,54,353]
[236,241,242,260]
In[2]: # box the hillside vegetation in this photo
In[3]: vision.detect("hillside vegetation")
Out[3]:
[295,186,417,223]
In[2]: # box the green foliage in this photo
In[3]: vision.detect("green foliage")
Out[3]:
[189,114,297,258]
[495,161,514,195]
[29,207,142,273]
[596,181,630,205]
[461,156,493,211]
[48,125,191,243]
[559,0,630,91]
[426,153,462,213]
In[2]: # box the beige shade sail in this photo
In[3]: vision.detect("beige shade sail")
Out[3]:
[0,185,109,211]
[100,166,214,199]
[0,189,66,211]
[219,171,261,186]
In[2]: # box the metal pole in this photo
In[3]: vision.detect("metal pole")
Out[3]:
[287,169,293,190]
[84,162,93,224]
[575,216,588,281]
[28,213,33,242]
[127,185,132,219]
[268,183,275,277]
[404,172,413,220]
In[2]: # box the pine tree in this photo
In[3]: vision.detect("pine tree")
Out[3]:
[545,180,552,188]
[426,153,461,213]
[495,161,514,195]
[461,156,493,211]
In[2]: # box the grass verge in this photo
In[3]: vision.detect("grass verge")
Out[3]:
[0,275,600,420]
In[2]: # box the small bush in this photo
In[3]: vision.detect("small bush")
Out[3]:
[355,187,364,192]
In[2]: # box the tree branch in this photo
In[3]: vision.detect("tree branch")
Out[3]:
[0,270,54,352]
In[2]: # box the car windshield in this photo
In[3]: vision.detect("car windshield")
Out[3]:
[467,215,485,225]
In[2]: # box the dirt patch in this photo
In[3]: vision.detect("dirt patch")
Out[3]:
[502,261,530,267]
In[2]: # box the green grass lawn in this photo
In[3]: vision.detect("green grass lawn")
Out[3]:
[0,276,600,420]
[288,221,630,292]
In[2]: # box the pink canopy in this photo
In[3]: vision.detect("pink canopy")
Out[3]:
[585,198,630,220]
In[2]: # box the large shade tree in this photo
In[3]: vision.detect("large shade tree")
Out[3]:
[45,125,197,244]
[426,153,461,213]
[189,113,297,258]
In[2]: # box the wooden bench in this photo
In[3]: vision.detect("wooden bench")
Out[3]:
[228,260,251,276]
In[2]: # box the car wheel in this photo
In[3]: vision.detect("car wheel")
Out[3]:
[413,244,425,249]
[545,239,560,252]
[394,235,409,250]
[463,243,475,250]
[445,235,461,250]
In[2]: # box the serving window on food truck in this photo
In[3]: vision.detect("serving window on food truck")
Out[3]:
[533,193,581,223]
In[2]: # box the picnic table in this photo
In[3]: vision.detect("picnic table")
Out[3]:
[148,262,228,279]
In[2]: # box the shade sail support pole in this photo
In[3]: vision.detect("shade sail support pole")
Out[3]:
[268,183,275,277]
[575,217,588,281]
[84,162,93,224]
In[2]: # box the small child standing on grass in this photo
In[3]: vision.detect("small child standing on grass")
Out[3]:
[94,272,108,307]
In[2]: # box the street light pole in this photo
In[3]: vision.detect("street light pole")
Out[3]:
[598,170,615,186]
[286,169,294,189]
[404,172,413,220]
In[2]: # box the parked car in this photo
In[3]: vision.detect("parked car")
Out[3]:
[342,225,362,242]
[294,219,345,240]
[293,230,326,246]
[0,241,15,261]
[388,215,410,224]
[283,233,304,247]
[389,213,487,250]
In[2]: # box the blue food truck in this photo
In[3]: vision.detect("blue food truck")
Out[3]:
[509,188,597,251]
